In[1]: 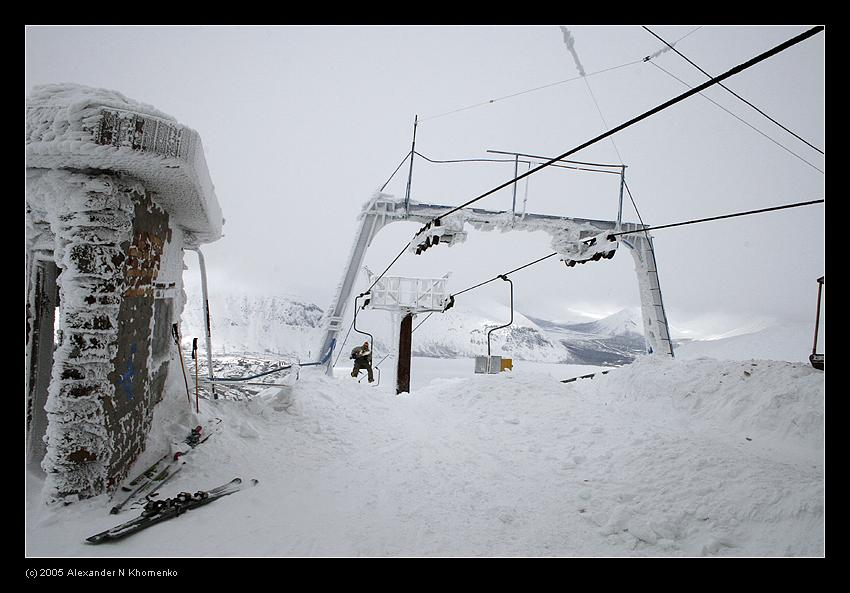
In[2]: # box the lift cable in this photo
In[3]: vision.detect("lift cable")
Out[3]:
[362,26,823,300]
[453,252,561,298]
[608,198,824,239]
[412,311,435,333]
[444,197,824,305]
[648,61,824,174]
[360,196,825,342]
[363,242,411,296]
[431,26,823,226]
[332,317,357,368]
[643,25,824,156]
[333,310,434,372]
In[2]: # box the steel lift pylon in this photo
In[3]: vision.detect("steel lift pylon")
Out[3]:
[318,193,674,374]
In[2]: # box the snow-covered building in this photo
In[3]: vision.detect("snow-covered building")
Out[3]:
[25,84,224,502]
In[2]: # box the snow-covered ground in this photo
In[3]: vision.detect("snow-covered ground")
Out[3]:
[25,349,824,557]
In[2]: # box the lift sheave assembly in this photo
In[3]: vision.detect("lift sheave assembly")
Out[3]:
[560,230,619,267]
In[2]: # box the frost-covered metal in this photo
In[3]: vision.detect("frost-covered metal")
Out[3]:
[366,275,451,314]
[318,195,674,373]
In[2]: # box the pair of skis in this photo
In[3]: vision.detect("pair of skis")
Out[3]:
[109,418,222,515]
[88,478,259,544]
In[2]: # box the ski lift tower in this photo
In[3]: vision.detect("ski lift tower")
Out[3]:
[363,272,452,394]
[317,190,674,379]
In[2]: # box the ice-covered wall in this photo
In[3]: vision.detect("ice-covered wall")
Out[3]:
[27,171,141,499]
[25,84,223,502]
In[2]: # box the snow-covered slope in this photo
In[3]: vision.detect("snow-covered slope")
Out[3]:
[674,322,821,364]
[25,353,824,557]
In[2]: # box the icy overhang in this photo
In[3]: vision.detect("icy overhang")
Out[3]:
[25,83,223,246]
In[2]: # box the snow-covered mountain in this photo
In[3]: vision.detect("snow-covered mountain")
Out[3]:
[526,308,647,366]
[411,303,575,363]
[182,292,651,366]
[184,293,821,367]
[555,308,643,336]
[181,293,324,360]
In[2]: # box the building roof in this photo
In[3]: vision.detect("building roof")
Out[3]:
[26,83,223,245]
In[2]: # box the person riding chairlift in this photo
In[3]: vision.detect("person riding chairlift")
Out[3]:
[350,341,374,383]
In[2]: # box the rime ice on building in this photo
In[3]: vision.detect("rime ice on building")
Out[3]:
[25,84,223,502]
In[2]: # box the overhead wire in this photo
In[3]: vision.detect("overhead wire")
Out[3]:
[609,198,824,238]
[648,60,824,174]
[428,26,823,226]
[332,317,357,368]
[486,150,622,169]
[419,59,645,123]
[415,150,622,175]
[412,311,434,333]
[582,75,626,165]
[642,25,824,156]
[453,252,561,298]
[419,26,703,125]
[426,197,825,331]
[380,151,414,192]
[332,308,435,371]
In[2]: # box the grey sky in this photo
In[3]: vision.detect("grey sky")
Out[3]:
[25,25,825,338]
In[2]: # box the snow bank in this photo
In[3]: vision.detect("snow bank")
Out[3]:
[574,356,824,451]
[675,322,821,364]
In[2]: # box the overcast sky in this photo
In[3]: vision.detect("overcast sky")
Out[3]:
[25,25,825,339]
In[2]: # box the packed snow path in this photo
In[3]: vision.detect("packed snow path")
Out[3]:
[26,357,823,557]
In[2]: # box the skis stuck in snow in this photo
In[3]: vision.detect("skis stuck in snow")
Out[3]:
[109,418,222,515]
[561,370,610,383]
[88,478,259,544]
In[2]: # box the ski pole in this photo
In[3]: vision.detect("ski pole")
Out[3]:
[172,324,191,406]
[192,338,200,414]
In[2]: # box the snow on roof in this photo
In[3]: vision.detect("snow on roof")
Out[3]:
[25,83,223,245]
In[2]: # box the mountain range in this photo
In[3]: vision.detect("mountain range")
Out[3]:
[182,293,647,366]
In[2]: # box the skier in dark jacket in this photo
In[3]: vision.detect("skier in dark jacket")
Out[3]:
[350,341,374,383]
